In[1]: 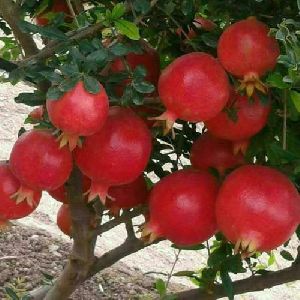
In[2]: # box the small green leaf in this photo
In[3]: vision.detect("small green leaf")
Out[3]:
[133,65,147,79]
[46,86,64,100]
[4,287,19,300]
[133,0,151,14]
[115,19,140,40]
[290,90,300,112]
[172,243,205,251]
[58,77,79,92]
[133,81,155,93]
[111,3,126,19]
[40,70,62,83]
[60,63,80,77]
[110,43,132,56]
[15,91,46,106]
[173,270,195,277]
[267,73,290,89]
[155,278,167,296]
[268,252,276,266]
[181,0,194,16]
[87,49,108,63]
[220,269,234,300]
[83,75,100,94]
[280,250,294,261]
[34,0,50,16]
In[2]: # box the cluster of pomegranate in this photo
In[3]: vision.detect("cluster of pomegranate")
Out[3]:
[1,16,299,257]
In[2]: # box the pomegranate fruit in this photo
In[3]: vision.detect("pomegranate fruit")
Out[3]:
[74,107,152,203]
[29,106,44,121]
[36,0,71,26]
[46,81,109,150]
[106,175,149,215]
[0,162,41,221]
[218,18,280,96]
[216,165,300,255]
[10,130,73,194]
[156,52,230,131]
[57,204,72,236]
[49,175,91,204]
[190,133,244,175]
[205,92,271,153]
[110,44,160,97]
[142,169,218,246]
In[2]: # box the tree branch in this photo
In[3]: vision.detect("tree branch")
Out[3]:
[0,0,39,57]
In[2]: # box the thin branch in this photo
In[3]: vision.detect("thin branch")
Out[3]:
[124,210,136,241]
[0,0,39,57]
[282,89,287,150]
[72,0,85,14]
[166,249,181,289]
[66,0,80,28]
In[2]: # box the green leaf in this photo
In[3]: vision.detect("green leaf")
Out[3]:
[18,20,67,41]
[133,65,147,79]
[172,243,205,251]
[111,3,126,19]
[267,73,290,89]
[133,0,151,14]
[15,91,46,106]
[173,270,195,277]
[220,269,234,300]
[133,80,155,93]
[83,75,100,94]
[40,70,62,83]
[34,0,50,16]
[46,86,64,100]
[4,287,19,300]
[155,278,167,296]
[115,19,140,40]
[58,77,79,92]
[280,250,294,261]
[290,90,300,112]
[268,252,276,266]
[181,0,193,16]
[87,49,109,63]
[110,43,132,56]
[60,63,80,77]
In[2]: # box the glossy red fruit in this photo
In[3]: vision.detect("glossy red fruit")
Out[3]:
[49,175,91,204]
[218,18,280,95]
[143,169,218,246]
[0,162,41,221]
[157,52,230,131]
[57,204,72,236]
[106,175,148,215]
[36,0,71,26]
[10,130,73,192]
[110,44,160,97]
[74,107,152,203]
[205,92,271,151]
[216,165,300,254]
[190,133,244,175]
[47,81,109,150]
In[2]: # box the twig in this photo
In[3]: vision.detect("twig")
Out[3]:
[66,0,80,28]
[166,249,181,289]
[282,89,287,150]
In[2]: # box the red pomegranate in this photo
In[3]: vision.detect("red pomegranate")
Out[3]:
[216,165,300,255]
[142,169,218,246]
[49,175,91,204]
[74,107,152,203]
[218,18,280,96]
[110,44,160,97]
[46,81,109,151]
[36,0,71,26]
[106,175,149,215]
[205,92,271,153]
[57,204,72,236]
[10,130,73,193]
[0,162,41,221]
[190,133,244,175]
[156,52,230,132]
[29,106,44,121]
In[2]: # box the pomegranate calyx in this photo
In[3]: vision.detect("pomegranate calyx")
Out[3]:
[149,110,177,135]
[234,238,257,259]
[10,186,38,207]
[88,181,110,204]
[233,140,250,155]
[140,223,160,244]
[238,73,268,97]
[57,133,81,151]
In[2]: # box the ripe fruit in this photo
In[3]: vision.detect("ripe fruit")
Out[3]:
[110,43,160,97]
[57,204,72,236]
[190,133,244,175]
[143,169,218,246]
[48,175,91,204]
[106,175,149,215]
[218,18,280,96]
[0,162,41,221]
[46,81,109,150]
[10,130,73,194]
[36,0,71,26]
[205,92,271,153]
[157,52,230,131]
[74,107,152,203]
[216,165,300,255]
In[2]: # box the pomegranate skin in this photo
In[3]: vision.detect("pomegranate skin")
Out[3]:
[107,175,148,214]
[110,46,160,97]
[190,133,244,174]
[74,107,152,200]
[57,204,72,236]
[218,18,280,78]
[147,169,218,246]
[216,165,300,252]
[47,81,109,137]
[158,52,230,122]
[0,163,41,220]
[205,93,271,141]
[10,130,73,191]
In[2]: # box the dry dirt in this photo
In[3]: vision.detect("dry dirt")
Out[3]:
[0,81,299,299]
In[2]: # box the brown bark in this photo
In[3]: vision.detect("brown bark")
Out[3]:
[0,0,38,57]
